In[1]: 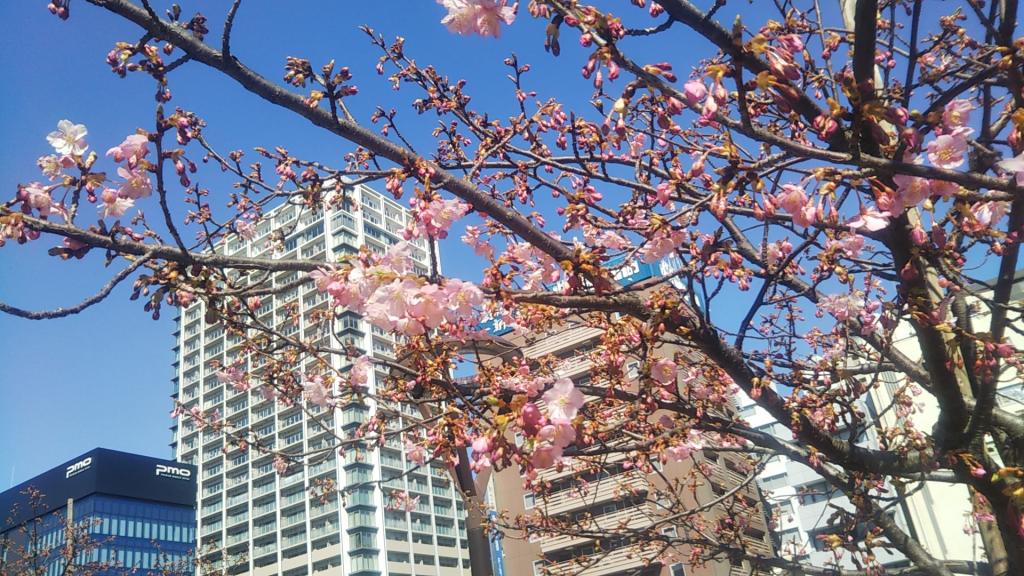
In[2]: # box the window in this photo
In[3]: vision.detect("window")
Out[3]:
[523,493,535,509]
[776,501,794,518]
[759,473,788,491]
[627,362,640,378]
[799,480,832,504]
[414,554,435,566]
[387,551,410,563]
[670,564,686,576]
[661,526,678,538]
[533,560,544,576]
[350,531,377,550]
[350,553,378,572]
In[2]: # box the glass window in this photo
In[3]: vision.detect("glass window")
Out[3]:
[671,563,686,576]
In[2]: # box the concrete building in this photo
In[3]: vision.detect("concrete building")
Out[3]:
[170,185,473,576]
[0,448,197,575]
[485,261,774,576]
[859,273,1024,564]
[734,390,911,570]
[734,273,1024,570]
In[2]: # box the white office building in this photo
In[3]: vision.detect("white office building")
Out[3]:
[735,391,910,570]
[170,185,474,576]
[734,272,1024,571]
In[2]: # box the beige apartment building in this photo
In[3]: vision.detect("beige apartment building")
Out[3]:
[486,317,775,576]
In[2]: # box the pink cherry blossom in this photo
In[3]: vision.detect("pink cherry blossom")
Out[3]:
[442,278,483,321]
[116,166,153,199]
[765,239,793,266]
[996,151,1024,186]
[639,227,684,263]
[216,366,249,392]
[303,375,332,407]
[462,225,494,258]
[37,154,73,181]
[46,119,88,156]
[542,378,584,421]
[470,436,494,472]
[98,188,134,219]
[379,241,413,274]
[682,81,707,107]
[273,456,289,475]
[847,208,891,232]
[437,0,517,38]
[650,358,678,385]
[778,34,804,54]
[409,284,448,329]
[405,439,428,466]
[235,220,256,240]
[521,402,546,435]
[106,133,150,166]
[926,134,967,169]
[411,197,470,239]
[665,430,703,462]
[892,173,932,212]
[818,292,866,322]
[942,99,972,131]
[537,419,576,448]
[350,355,372,387]
[309,266,344,294]
[530,443,562,469]
[831,233,865,259]
[21,182,53,217]
[970,201,1008,230]
[388,490,420,512]
[776,184,815,227]
[366,279,419,331]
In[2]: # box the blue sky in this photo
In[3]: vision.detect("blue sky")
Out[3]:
[0,1,729,486]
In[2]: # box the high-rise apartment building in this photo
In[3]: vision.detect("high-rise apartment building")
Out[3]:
[170,184,474,576]
[0,448,197,576]
[486,261,774,576]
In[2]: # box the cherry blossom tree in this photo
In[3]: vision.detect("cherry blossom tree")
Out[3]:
[3,1,1024,575]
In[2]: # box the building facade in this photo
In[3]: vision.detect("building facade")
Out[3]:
[485,261,774,576]
[733,390,913,570]
[857,274,1024,564]
[0,448,197,575]
[171,185,474,576]
[733,275,1024,572]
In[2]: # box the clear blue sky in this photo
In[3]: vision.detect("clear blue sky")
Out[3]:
[0,1,729,486]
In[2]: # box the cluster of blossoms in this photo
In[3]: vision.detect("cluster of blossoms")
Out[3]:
[406,196,470,240]
[309,241,484,336]
[170,403,221,428]
[493,241,562,290]
[386,490,421,512]
[17,120,153,225]
[436,0,516,38]
[518,377,584,469]
[301,356,372,408]
[639,225,686,263]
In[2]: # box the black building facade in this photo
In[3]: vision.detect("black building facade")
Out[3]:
[0,448,197,575]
